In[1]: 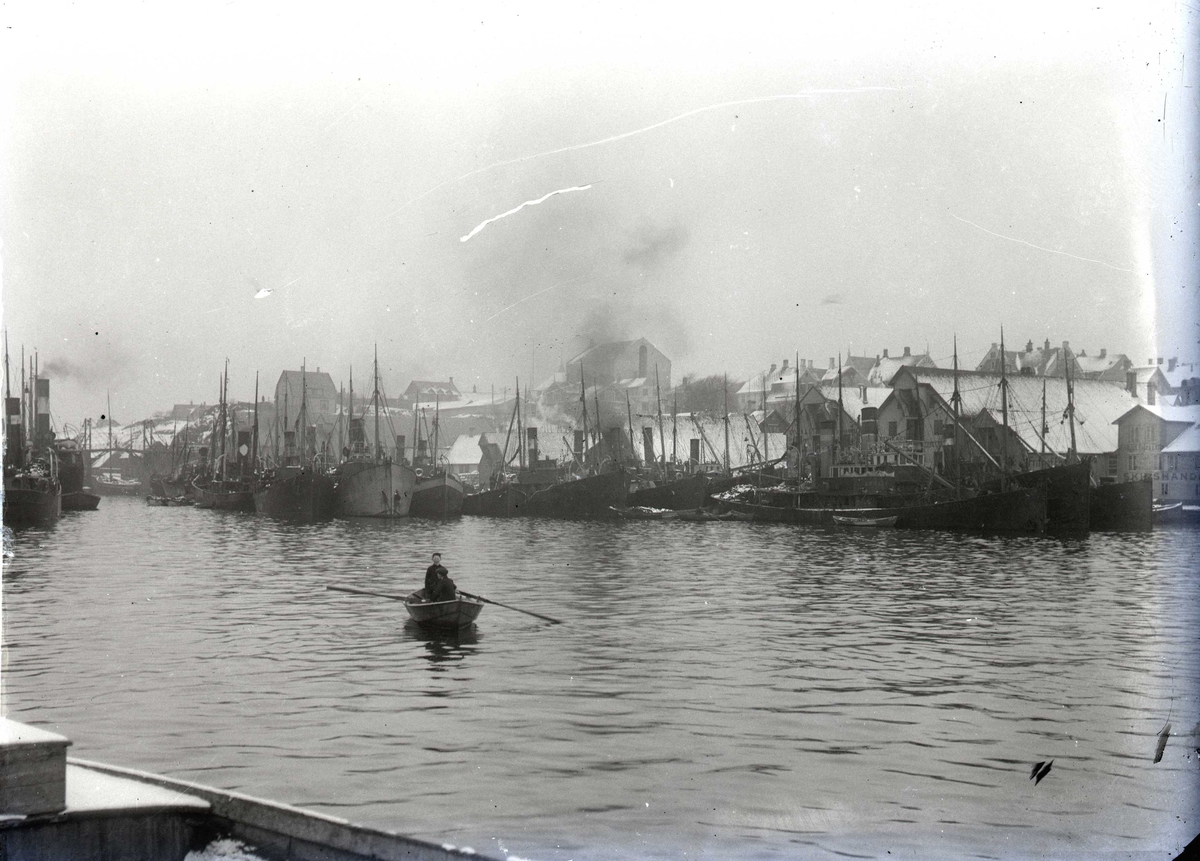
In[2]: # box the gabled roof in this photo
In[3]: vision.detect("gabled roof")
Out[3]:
[871,352,936,385]
[815,383,890,424]
[1113,403,1200,425]
[896,366,1138,455]
[1162,423,1200,453]
[1075,353,1129,376]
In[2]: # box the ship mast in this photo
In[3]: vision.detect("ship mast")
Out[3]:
[655,365,667,476]
[252,371,259,472]
[835,354,844,468]
[626,389,636,467]
[952,336,963,497]
[1065,344,1078,463]
[516,377,525,470]
[794,353,802,482]
[301,359,309,465]
[578,363,589,466]
[998,329,1009,491]
[373,346,381,461]
[723,372,730,474]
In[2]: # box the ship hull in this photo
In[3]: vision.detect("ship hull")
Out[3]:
[523,470,629,518]
[254,471,336,521]
[61,490,101,511]
[629,473,710,510]
[333,461,416,518]
[725,485,1048,534]
[410,472,465,518]
[1008,459,1092,535]
[2,480,62,527]
[462,484,528,517]
[1089,477,1154,532]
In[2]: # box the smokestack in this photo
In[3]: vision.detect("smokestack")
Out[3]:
[828,358,835,370]
[903,346,911,357]
[1126,370,1137,396]
[882,348,889,359]
[1099,348,1106,359]
[782,359,789,373]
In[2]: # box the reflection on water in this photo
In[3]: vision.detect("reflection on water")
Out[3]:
[3,497,1198,860]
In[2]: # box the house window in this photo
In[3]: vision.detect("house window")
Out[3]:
[934,420,944,437]
[1162,482,1169,496]
[1128,455,1135,470]
[888,421,898,437]
[1108,456,1118,477]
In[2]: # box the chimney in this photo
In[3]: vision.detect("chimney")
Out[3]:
[1157,357,1163,365]
[1169,357,1177,372]
[1044,338,1050,352]
[1078,349,1087,357]
[1126,370,1137,396]
[882,348,889,359]
[768,363,777,379]
[1148,383,1156,405]
[449,375,454,384]
[1099,348,1107,359]
[829,358,835,370]
[903,346,911,357]
[808,359,814,369]
[1025,340,1034,353]
[782,359,789,373]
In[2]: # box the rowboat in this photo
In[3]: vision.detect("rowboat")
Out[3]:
[0,717,499,861]
[404,589,485,630]
[832,514,899,527]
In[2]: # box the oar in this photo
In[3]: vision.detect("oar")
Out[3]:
[327,584,564,625]
[457,591,563,625]
[327,584,410,602]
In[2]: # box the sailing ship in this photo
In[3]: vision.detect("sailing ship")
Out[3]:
[332,351,415,518]
[255,366,336,521]
[2,342,62,527]
[1089,476,1154,531]
[461,388,529,517]
[409,396,464,518]
[192,363,256,512]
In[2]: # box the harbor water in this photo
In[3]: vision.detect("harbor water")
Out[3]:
[3,497,1198,860]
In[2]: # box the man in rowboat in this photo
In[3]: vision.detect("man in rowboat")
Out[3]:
[424,552,447,595]
[426,566,459,602]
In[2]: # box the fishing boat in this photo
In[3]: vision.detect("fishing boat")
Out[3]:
[404,589,485,630]
[832,513,899,527]
[1089,476,1154,531]
[146,495,192,506]
[628,471,710,510]
[3,345,62,527]
[0,717,498,861]
[192,363,257,512]
[462,481,528,516]
[333,352,416,518]
[411,470,465,517]
[1152,501,1199,526]
[254,365,337,521]
[524,468,630,518]
[1004,459,1092,536]
[52,439,100,511]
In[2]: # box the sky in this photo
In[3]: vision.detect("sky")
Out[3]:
[1,1,1197,429]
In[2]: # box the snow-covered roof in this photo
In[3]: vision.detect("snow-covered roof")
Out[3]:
[1162,423,1200,454]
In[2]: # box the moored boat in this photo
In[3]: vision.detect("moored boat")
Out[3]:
[54,438,101,511]
[1005,459,1092,536]
[410,470,465,518]
[0,717,498,861]
[628,471,710,510]
[1089,476,1154,532]
[462,481,528,516]
[192,476,257,511]
[3,471,62,527]
[523,468,630,518]
[255,466,337,521]
[404,588,485,630]
[832,514,899,527]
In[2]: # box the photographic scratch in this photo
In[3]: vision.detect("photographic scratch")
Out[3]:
[1154,723,1171,763]
[460,185,593,242]
[393,88,902,215]
[481,276,589,324]
[254,276,302,299]
[948,213,1138,274]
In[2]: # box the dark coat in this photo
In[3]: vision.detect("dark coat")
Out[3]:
[425,563,447,594]
[427,575,457,603]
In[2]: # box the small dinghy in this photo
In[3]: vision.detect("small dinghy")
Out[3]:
[404,589,485,630]
[832,514,899,527]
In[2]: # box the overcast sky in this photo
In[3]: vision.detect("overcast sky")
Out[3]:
[2,2,1196,428]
